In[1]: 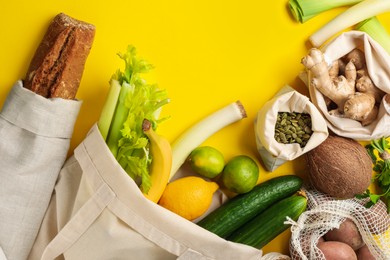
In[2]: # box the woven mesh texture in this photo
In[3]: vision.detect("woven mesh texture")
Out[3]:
[288,186,390,259]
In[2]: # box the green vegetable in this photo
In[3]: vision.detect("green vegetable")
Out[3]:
[197,175,303,238]
[98,45,170,193]
[106,82,132,157]
[227,193,307,249]
[356,17,390,55]
[169,101,247,181]
[357,137,390,212]
[98,79,121,140]
[289,0,362,23]
[309,0,390,47]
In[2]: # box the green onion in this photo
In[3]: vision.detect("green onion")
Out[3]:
[289,0,362,23]
[310,0,390,47]
[356,16,390,55]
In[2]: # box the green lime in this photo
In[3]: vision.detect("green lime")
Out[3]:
[188,146,225,179]
[221,155,259,194]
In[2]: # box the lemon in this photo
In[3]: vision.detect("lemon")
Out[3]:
[221,155,259,194]
[188,146,225,179]
[158,176,219,220]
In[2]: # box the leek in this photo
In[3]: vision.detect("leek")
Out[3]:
[310,0,390,47]
[289,0,362,23]
[169,101,247,181]
[356,17,390,55]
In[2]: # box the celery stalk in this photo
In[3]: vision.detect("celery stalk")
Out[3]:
[99,45,170,193]
[289,0,362,23]
[356,17,390,55]
[310,0,390,47]
[106,83,132,157]
[98,79,121,141]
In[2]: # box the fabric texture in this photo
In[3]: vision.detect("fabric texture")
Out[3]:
[254,85,328,172]
[307,31,390,141]
[0,81,81,260]
[30,124,266,260]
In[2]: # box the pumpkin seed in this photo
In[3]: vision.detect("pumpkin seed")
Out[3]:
[274,112,312,148]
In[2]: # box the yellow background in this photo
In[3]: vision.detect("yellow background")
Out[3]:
[1,0,389,256]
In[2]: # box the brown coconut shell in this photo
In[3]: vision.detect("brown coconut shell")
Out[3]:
[305,135,372,199]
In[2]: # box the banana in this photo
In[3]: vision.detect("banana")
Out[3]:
[142,119,172,203]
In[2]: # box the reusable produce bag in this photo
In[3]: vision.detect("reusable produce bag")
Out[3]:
[254,86,328,172]
[29,124,289,260]
[288,186,390,260]
[0,81,81,260]
[305,31,390,141]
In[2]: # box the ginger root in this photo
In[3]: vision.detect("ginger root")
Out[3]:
[301,48,384,126]
[343,48,366,70]
[356,69,385,103]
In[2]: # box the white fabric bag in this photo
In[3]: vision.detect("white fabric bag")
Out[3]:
[29,124,290,260]
[0,81,81,260]
[254,86,328,172]
[306,31,390,141]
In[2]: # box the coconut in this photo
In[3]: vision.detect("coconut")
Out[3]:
[305,135,372,199]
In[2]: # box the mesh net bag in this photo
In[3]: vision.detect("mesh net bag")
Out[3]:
[288,186,390,259]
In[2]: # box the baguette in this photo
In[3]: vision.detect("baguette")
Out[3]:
[24,13,95,99]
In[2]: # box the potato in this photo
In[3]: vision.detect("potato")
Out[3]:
[355,245,375,260]
[323,218,364,250]
[317,241,357,260]
[289,235,324,259]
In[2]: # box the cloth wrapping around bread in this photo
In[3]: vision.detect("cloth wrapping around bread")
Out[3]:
[0,81,81,260]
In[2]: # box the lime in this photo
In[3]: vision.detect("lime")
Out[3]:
[188,146,225,179]
[221,155,259,194]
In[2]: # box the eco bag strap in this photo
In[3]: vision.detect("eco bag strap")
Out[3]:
[176,249,211,260]
[107,198,191,258]
[0,247,7,260]
[40,182,115,260]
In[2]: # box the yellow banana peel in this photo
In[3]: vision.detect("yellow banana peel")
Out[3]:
[142,119,172,203]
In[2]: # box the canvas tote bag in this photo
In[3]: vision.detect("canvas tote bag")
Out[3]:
[30,124,290,260]
[0,81,81,260]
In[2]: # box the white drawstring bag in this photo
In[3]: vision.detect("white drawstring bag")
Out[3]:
[304,31,390,141]
[29,124,290,260]
[254,86,328,172]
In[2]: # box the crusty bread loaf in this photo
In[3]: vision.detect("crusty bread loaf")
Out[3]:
[24,13,95,99]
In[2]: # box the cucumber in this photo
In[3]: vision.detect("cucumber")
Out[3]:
[227,193,307,249]
[197,175,303,238]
